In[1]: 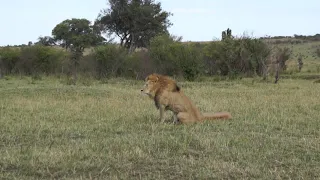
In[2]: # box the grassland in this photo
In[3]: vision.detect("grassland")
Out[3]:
[277,41,320,74]
[0,76,319,179]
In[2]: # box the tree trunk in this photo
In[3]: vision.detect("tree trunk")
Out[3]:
[71,48,83,85]
[128,34,136,54]
[120,37,124,46]
[73,60,78,85]
[262,64,268,81]
[274,63,279,84]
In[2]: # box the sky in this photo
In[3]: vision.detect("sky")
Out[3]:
[0,0,319,46]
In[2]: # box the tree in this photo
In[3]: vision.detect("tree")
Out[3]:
[51,18,105,84]
[274,47,291,84]
[222,31,226,40]
[36,36,56,46]
[297,54,303,72]
[221,28,232,40]
[226,28,232,37]
[95,0,172,52]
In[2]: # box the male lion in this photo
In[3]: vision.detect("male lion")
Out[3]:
[141,73,232,124]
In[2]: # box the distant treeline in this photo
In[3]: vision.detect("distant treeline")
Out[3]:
[0,33,293,82]
[260,34,320,44]
[3,34,320,48]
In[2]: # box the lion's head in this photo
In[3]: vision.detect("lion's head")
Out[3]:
[140,73,160,97]
[141,73,180,98]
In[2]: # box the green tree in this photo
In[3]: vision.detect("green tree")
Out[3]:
[221,28,232,40]
[36,36,56,46]
[51,18,105,84]
[95,0,172,52]
[274,47,291,84]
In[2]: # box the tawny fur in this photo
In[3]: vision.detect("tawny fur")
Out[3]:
[141,73,232,124]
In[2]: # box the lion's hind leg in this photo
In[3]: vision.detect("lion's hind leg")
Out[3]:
[176,112,195,124]
[172,113,179,124]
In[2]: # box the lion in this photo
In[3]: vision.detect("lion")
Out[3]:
[140,73,232,124]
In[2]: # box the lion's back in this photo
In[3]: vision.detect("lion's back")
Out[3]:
[158,75,180,92]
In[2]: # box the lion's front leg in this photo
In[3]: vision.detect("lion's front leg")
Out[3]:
[172,113,179,124]
[159,105,165,123]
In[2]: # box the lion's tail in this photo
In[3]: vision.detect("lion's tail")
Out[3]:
[201,112,232,121]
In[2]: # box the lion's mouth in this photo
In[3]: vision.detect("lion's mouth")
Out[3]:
[140,89,151,96]
[140,89,147,94]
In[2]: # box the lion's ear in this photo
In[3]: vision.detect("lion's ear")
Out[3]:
[146,73,160,82]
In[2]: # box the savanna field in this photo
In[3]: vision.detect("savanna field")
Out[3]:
[1,0,320,178]
[0,76,319,179]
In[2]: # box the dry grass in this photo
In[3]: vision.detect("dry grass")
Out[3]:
[278,41,320,74]
[0,76,319,179]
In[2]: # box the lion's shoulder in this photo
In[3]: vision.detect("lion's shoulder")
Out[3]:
[157,74,180,92]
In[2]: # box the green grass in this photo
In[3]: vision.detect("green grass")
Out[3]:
[277,41,320,73]
[0,76,319,179]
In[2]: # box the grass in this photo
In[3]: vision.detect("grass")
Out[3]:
[278,41,320,74]
[0,76,319,179]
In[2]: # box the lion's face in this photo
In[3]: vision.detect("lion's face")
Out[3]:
[140,74,159,96]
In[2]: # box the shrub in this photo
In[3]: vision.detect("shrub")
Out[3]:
[0,47,21,74]
[274,46,291,71]
[78,53,96,77]
[148,34,180,76]
[172,43,203,81]
[17,45,67,75]
[93,44,127,79]
[123,50,154,80]
[149,34,203,81]
[203,35,272,78]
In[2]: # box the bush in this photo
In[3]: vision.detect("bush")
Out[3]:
[0,45,67,76]
[123,50,154,80]
[148,34,180,76]
[274,46,291,71]
[149,34,203,81]
[172,43,203,81]
[203,35,272,78]
[17,45,67,75]
[0,47,21,74]
[92,44,127,79]
[0,32,294,81]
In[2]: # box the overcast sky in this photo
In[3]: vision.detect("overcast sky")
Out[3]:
[1,0,319,46]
